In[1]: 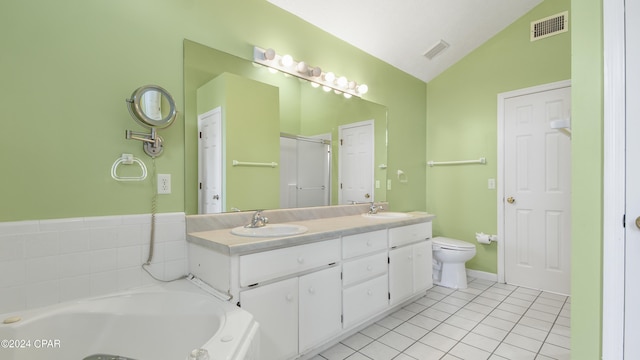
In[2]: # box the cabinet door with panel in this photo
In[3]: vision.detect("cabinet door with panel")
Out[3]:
[299,266,342,352]
[240,277,299,360]
[388,245,414,305]
[413,240,433,292]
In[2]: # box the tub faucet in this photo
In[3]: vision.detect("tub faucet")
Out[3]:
[245,210,268,228]
[368,202,383,214]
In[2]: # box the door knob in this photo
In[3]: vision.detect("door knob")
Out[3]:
[507,197,515,204]
[636,216,640,229]
[364,193,371,199]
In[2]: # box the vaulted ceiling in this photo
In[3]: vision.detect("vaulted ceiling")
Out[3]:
[268,0,542,82]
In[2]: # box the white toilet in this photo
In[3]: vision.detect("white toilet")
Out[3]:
[432,237,477,289]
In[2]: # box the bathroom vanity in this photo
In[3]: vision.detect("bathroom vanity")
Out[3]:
[186,205,434,360]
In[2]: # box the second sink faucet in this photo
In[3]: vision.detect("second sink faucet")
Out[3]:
[368,202,383,214]
[246,210,269,228]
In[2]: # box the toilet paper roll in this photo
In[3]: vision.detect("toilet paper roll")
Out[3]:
[475,232,491,244]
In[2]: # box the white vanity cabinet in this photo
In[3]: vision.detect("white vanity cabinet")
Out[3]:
[238,238,341,360]
[187,210,436,360]
[388,222,433,305]
[341,230,389,329]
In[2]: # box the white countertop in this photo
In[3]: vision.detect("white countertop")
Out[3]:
[187,211,435,255]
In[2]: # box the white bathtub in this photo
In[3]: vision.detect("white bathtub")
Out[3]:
[0,279,259,360]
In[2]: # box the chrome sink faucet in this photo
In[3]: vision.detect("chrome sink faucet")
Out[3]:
[245,210,269,228]
[368,202,383,214]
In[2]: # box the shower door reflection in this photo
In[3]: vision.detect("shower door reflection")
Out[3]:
[280,134,331,208]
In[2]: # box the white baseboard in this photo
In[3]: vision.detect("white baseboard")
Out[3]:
[466,269,499,282]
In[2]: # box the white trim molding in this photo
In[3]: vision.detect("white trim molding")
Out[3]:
[602,0,627,358]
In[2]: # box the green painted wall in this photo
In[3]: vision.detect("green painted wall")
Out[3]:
[425,0,571,273]
[570,0,603,358]
[0,0,426,222]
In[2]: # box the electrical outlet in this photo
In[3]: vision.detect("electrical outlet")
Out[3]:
[158,174,171,194]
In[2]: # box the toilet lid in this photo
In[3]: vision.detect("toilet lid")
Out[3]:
[432,236,475,250]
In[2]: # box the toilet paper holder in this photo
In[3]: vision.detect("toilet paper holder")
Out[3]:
[475,232,498,244]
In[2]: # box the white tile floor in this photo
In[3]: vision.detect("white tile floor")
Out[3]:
[313,278,571,360]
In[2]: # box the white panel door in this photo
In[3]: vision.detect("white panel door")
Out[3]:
[626,0,640,356]
[298,266,342,352]
[339,120,374,204]
[197,107,223,213]
[240,277,299,360]
[504,87,571,294]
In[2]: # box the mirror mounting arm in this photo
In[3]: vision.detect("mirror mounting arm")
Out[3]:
[125,128,164,157]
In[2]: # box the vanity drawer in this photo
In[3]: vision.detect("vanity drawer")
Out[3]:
[239,238,340,287]
[342,274,388,329]
[389,222,432,248]
[342,230,387,259]
[342,252,388,287]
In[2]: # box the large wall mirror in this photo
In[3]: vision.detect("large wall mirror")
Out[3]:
[184,39,388,214]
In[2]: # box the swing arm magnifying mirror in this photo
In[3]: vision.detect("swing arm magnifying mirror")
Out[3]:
[125,85,177,157]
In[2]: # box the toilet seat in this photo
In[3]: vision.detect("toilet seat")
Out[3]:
[432,236,475,250]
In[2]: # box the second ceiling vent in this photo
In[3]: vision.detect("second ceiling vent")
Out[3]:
[531,11,569,41]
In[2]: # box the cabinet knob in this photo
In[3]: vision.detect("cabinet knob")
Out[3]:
[366,240,372,247]
[367,265,373,271]
[367,289,373,296]
[286,294,294,302]
[297,257,305,264]
[308,287,315,294]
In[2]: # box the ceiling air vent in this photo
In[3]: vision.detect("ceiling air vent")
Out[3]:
[531,11,568,41]
[423,40,450,60]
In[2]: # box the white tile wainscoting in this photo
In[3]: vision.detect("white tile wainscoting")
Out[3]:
[313,278,571,360]
[0,212,187,314]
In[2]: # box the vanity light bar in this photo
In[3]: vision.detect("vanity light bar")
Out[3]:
[252,46,368,98]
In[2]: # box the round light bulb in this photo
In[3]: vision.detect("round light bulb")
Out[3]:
[343,93,352,99]
[310,66,322,77]
[348,81,357,90]
[336,76,348,88]
[310,82,320,88]
[296,61,308,74]
[324,72,335,83]
[280,54,293,67]
[322,86,331,92]
[357,84,369,95]
[263,48,276,61]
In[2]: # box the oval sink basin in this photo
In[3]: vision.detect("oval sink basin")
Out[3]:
[230,224,308,238]
[362,212,413,219]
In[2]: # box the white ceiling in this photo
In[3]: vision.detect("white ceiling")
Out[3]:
[267,0,542,82]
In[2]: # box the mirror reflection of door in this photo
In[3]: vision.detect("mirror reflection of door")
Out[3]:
[339,120,374,204]
[198,107,223,213]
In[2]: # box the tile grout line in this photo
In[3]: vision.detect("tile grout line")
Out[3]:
[534,294,572,359]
